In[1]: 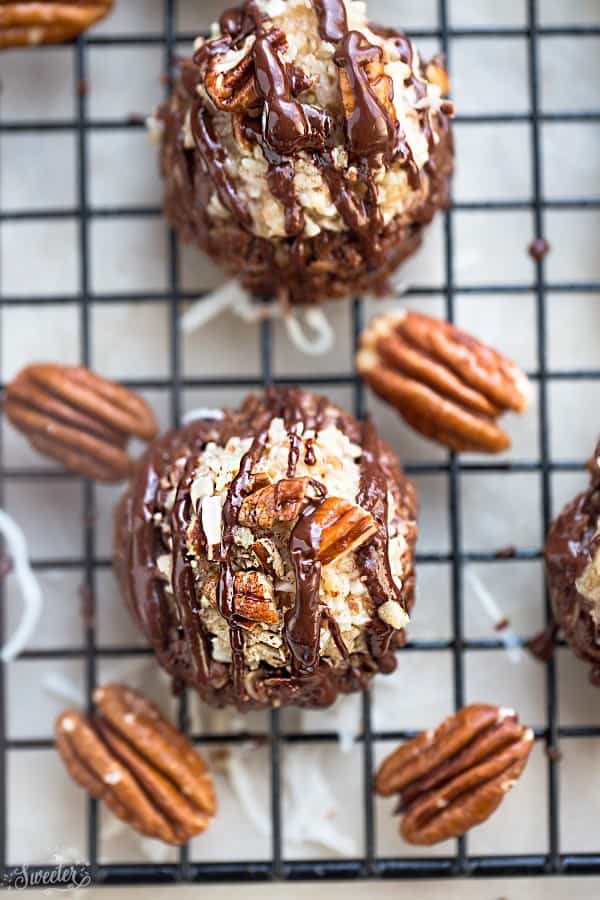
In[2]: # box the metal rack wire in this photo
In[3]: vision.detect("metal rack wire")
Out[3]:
[1,0,600,887]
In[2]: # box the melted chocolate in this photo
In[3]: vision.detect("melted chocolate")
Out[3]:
[286,501,327,673]
[171,456,212,684]
[253,26,331,157]
[190,101,252,228]
[526,623,558,663]
[313,0,348,43]
[356,419,404,661]
[304,437,317,466]
[334,31,398,158]
[218,426,271,698]
[317,150,383,261]
[545,443,600,682]
[115,389,418,710]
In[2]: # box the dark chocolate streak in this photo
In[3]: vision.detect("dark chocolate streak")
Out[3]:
[356,418,404,663]
[194,0,442,251]
[171,457,212,683]
[116,390,416,709]
[218,426,271,698]
[287,498,328,673]
[190,101,252,228]
[126,443,171,650]
[313,0,348,43]
[253,26,331,157]
[333,31,398,158]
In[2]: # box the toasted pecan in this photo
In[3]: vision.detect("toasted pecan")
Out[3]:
[204,37,259,113]
[0,2,113,48]
[238,476,314,529]
[375,704,534,845]
[4,363,158,481]
[233,570,279,624]
[357,311,530,453]
[55,683,216,845]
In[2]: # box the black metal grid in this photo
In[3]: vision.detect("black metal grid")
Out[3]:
[1,0,600,887]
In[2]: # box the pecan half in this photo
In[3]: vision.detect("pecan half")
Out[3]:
[357,311,530,453]
[205,37,259,113]
[238,476,314,529]
[307,496,378,566]
[233,570,279,624]
[4,363,158,481]
[0,1,113,48]
[375,704,534,845]
[55,683,216,845]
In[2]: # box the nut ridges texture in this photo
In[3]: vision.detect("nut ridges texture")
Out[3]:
[0,2,113,48]
[4,363,158,481]
[357,310,530,453]
[55,683,216,845]
[375,704,534,845]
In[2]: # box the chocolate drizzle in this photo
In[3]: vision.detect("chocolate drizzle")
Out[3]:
[317,151,384,261]
[115,390,418,710]
[334,31,398,158]
[356,419,405,664]
[218,426,271,697]
[313,0,348,43]
[171,456,212,683]
[253,26,331,157]
[190,101,252,227]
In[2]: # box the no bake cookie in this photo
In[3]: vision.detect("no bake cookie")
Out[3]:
[113,388,417,710]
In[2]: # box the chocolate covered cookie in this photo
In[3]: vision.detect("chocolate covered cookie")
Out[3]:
[156,0,453,306]
[113,389,417,710]
[546,441,600,684]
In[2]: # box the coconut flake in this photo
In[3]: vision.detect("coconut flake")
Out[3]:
[284,307,334,356]
[190,474,215,511]
[0,509,44,663]
[466,568,522,663]
[378,599,410,631]
[156,553,173,585]
[201,495,223,549]
[43,672,85,707]
[181,279,335,356]
[284,746,358,855]
[182,408,224,426]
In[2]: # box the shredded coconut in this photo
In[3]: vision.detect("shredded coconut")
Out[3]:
[0,509,44,663]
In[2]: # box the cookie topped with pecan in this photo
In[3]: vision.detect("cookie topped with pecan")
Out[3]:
[113,388,417,710]
[156,0,454,306]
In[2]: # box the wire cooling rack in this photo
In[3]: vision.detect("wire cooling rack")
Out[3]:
[1,0,600,888]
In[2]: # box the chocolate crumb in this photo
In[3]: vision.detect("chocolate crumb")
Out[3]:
[79,583,94,628]
[546,745,562,762]
[528,238,550,262]
[77,78,88,98]
[494,617,510,632]
[526,623,558,663]
[495,545,517,559]
[0,553,13,577]
[127,113,146,126]
[171,676,186,697]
